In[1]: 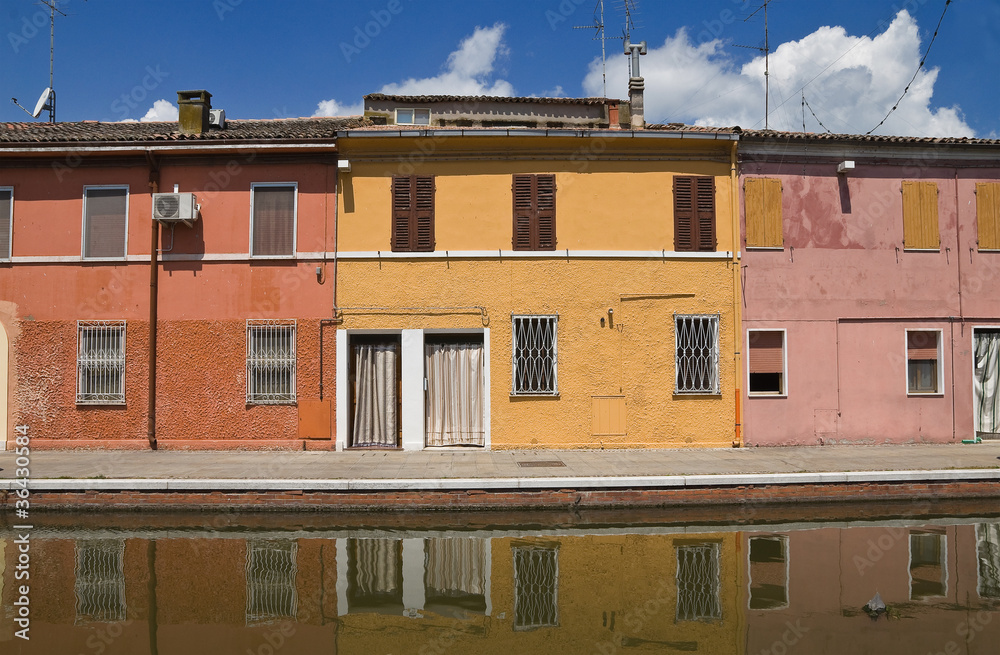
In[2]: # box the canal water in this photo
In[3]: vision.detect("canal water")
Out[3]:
[1,500,998,654]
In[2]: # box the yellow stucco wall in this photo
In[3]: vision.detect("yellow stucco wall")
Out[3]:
[336,133,739,448]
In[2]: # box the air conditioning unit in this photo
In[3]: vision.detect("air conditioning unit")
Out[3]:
[152,192,199,227]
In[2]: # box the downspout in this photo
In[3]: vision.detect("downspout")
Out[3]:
[146,151,159,450]
[319,160,341,401]
[730,140,743,447]
[952,170,962,441]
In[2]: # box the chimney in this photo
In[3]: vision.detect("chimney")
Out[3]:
[624,41,647,130]
[177,90,212,135]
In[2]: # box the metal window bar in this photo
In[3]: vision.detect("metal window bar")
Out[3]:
[676,543,722,622]
[511,315,558,395]
[75,539,126,624]
[76,321,126,404]
[246,540,298,625]
[512,546,559,630]
[246,320,296,404]
[675,315,720,394]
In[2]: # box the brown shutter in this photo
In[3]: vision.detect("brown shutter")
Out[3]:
[414,175,435,252]
[535,174,556,250]
[252,185,295,256]
[749,331,784,374]
[0,189,12,259]
[84,188,127,258]
[695,176,716,251]
[391,176,412,251]
[512,174,534,250]
[907,331,939,360]
[674,176,694,251]
[977,182,1000,250]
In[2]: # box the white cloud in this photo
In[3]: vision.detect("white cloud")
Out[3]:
[313,23,513,117]
[139,99,179,122]
[584,10,973,138]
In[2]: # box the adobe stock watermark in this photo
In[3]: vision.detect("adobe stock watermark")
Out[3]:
[213,0,243,21]
[111,65,170,121]
[7,0,75,54]
[340,0,412,63]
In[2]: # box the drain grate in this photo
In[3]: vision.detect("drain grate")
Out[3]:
[516,460,566,468]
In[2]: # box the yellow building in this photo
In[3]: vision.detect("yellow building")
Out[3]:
[334,95,741,450]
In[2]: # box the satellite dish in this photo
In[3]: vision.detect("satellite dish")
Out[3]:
[32,88,52,118]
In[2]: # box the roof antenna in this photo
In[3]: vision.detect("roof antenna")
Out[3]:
[574,1,611,97]
[11,0,71,123]
[735,0,771,129]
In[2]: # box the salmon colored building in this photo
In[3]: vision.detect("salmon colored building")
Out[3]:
[739,131,1000,446]
[0,91,361,449]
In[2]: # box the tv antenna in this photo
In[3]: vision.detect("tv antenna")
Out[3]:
[11,0,69,122]
[734,0,771,129]
[573,0,639,98]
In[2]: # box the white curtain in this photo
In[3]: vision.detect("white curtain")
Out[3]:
[352,539,401,596]
[425,343,484,446]
[425,538,487,596]
[352,344,398,447]
[974,332,1000,434]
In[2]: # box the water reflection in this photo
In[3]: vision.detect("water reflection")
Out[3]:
[2,506,1000,654]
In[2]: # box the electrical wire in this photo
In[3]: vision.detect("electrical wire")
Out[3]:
[803,94,832,133]
[865,0,952,134]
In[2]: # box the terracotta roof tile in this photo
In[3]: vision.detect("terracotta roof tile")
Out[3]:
[0,117,371,145]
[364,93,618,106]
[741,128,1000,146]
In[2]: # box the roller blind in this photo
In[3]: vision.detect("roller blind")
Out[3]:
[907,331,939,360]
[252,185,295,256]
[84,188,127,258]
[749,331,784,374]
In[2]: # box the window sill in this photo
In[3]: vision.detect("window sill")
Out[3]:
[249,255,296,260]
[745,246,784,251]
[674,391,722,397]
[246,400,298,406]
[906,392,944,397]
[748,392,787,398]
[76,401,126,406]
[510,393,559,398]
[902,248,940,252]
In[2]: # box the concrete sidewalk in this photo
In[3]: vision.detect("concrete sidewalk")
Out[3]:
[2,442,1000,492]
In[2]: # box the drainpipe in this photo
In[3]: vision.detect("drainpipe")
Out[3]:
[319,160,342,401]
[146,151,159,450]
[730,140,743,447]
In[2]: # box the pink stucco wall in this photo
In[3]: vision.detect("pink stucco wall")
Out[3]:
[741,154,1000,445]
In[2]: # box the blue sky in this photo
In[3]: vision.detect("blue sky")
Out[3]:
[2,0,997,137]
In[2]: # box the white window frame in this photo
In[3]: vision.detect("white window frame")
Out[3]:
[905,328,944,396]
[76,320,126,405]
[675,314,721,395]
[246,319,297,404]
[747,535,789,610]
[81,185,129,260]
[908,530,948,600]
[396,108,430,125]
[747,328,787,397]
[511,315,558,396]
[0,186,12,260]
[250,182,298,258]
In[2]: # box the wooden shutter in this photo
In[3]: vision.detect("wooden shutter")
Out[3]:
[512,174,556,250]
[392,175,435,252]
[252,185,295,256]
[901,181,939,250]
[0,189,11,259]
[907,331,938,360]
[749,331,783,374]
[745,178,783,248]
[675,176,716,251]
[84,188,127,258]
[977,182,1000,250]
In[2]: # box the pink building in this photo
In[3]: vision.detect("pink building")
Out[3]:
[740,131,1000,445]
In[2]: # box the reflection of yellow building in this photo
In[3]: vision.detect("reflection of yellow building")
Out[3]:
[335,95,742,451]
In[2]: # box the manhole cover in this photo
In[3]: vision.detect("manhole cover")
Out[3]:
[516,460,566,468]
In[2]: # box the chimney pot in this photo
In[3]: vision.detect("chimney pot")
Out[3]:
[177,90,212,135]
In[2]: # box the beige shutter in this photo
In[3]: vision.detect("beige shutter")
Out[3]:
[749,331,783,374]
[745,178,783,248]
[902,181,939,250]
[977,182,1000,250]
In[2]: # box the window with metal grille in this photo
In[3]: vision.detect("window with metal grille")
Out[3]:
[675,315,720,394]
[83,186,128,259]
[906,329,942,395]
[512,174,556,250]
[76,321,126,404]
[246,320,296,404]
[674,175,716,252]
[75,539,126,624]
[513,545,559,630]
[251,183,296,257]
[0,187,12,259]
[676,543,722,622]
[246,540,298,625]
[976,523,1000,599]
[391,175,435,252]
[512,315,558,395]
